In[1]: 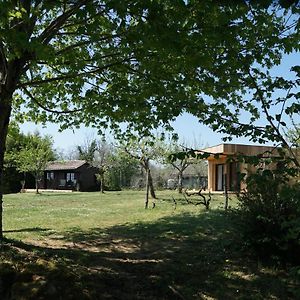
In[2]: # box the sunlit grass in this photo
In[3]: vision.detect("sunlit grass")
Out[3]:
[3,190,232,241]
[1,190,294,299]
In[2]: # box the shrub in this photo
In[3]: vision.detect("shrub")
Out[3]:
[238,169,300,264]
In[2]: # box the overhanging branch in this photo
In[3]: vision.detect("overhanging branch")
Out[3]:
[22,86,83,114]
[39,0,91,45]
[19,57,132,88]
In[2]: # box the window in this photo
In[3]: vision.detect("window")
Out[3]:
[46,172,54,180]
[216,164,224,191]
[66,173,75,181]
[66,173,76,186]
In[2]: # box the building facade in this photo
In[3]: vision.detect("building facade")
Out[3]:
[201,144,277,192]
[42,160,99,191]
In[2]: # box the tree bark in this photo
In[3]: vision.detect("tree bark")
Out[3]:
[100,175,105,193]
[178,171,183,194]
[35,177,39,194]
[0,56,25,239]
[148,169,156,199]
[0,100,12,239]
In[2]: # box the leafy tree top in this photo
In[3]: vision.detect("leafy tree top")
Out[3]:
[0,1,297,138]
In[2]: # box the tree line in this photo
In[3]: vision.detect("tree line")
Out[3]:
[3,124,207,198]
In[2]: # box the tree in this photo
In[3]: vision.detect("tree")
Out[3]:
[13,133,55,193]
[120,136,159,208]
[104,149,139,190]
[77,138,97,164]
[76,137,111,193]
[0,1,298,238]
[3,122,26,193]
[183,6,300,171]
[158,136,207,193]
[287,124,300,147]
[93,140,112,193]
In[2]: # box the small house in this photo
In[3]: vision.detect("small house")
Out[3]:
[42,160,99,191]
[200,143,277,192]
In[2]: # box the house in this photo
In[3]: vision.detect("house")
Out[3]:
[42,160,99,191]
[200,143,278,192]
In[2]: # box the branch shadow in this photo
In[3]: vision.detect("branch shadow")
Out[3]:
[1,210,294,300]
[3,227,51,234]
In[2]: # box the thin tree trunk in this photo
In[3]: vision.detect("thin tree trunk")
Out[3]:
[148,170,156,199]
[35,177,39,194]
[21,172,26,192]
[145,168,149,209]
[178,171,183,194]
[100,175,104,193]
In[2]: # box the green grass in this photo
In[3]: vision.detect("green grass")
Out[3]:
[3,190,229,241]
[0,190,296,299]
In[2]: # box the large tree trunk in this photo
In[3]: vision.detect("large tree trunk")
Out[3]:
[0,100,12,240]
[0,47,27,240]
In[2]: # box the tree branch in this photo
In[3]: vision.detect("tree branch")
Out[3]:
[247,70,295,156]
[22,86,83,114]
[0,41,8,85]
[19,57,132,87]
[39,0,91,45]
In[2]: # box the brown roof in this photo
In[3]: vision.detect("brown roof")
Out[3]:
[45,160,87,171]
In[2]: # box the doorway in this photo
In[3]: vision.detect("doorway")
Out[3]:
[216,164,224,191]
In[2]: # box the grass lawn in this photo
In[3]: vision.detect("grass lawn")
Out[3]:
[0,190,297,299]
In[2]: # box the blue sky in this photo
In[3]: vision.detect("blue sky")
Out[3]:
[20,113,224,151]
[18,112,271,152]
[19,52,300,151]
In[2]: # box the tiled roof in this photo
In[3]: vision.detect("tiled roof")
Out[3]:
[45,160,87,171]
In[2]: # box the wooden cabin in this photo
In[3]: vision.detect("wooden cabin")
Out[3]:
[200,143,277,192]
[42,160,99,191]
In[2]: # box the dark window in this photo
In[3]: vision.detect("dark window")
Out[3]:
[66,173,76,186]
[46,172,54,180]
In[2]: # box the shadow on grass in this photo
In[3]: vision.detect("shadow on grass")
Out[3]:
[3,227,51,234]
[36,193,82,198]
[1,210,294,300]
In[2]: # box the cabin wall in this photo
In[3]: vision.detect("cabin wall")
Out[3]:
[207,157,245,192]
[42,163,99,191]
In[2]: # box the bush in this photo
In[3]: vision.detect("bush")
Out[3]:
[238,169,300,264]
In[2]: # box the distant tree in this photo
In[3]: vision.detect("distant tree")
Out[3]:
[13,133,55,193]
[120,136,159,208]
[76,138,111,193]
[77,138,97,163]
[158,136,206,193]
[287,124,300,147]
[3,122,26,193]
[104,149,139,191]
[92,140,112,193]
